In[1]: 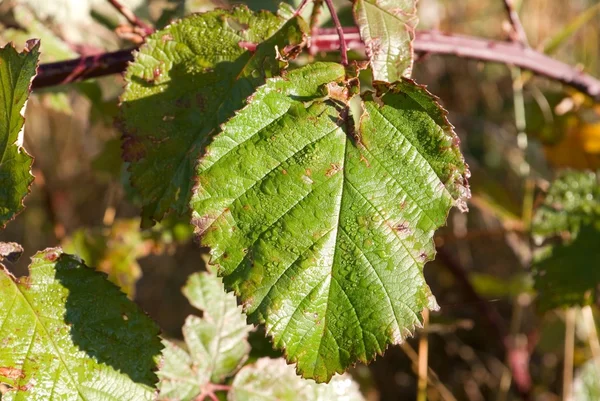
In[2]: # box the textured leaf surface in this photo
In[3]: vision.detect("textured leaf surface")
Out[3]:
[532,170,600,310]
[191,62,469,381]
[0,248,162,400]
[0,41,38,228]
[532,170,600,238]
[229,358,364,401]
[157,270,252,400]
[353,0,418,81]
[120,7,307,226]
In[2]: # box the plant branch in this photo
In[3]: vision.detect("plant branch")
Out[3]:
[501,0,529,46]
[323,0,348,65]
[107,0,154,35]
[32,29,600,102]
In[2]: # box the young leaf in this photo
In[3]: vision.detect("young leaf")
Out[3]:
[353,0,418,82]
[532,170,600,310]
[0,248,162,400]
[120,6,308,227]
[157,271,252,400]
[191,62,469,381]
[229,358,365,401]
[0,41,38,228]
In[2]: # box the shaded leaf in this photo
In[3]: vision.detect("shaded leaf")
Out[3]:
[0,41,38,228]
[532,170,600,310]
[353,0,418,81]
[0,248,162,400]
[191,62,469,381]
[120,6,308,226]
[229,358,364,401]
[157,270,252,400]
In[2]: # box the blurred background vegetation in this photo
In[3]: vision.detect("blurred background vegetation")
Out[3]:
[1,0,600,399]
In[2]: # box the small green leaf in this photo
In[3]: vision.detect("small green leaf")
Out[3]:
[532,170,600,310]
[353,0,418,81]
[191,63,469,381]
[229,358,365,401]
[120,6,308,226]
[532,170,600,239]
[157,271,252,400]
[0,41,38,228]
[0,248,162,400]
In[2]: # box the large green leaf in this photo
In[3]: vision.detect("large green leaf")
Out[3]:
[532,170,600,310]
[0,41,38,228]
[353,0,418,81]
[191,62,469,381]
[157,270,252,400]
[120,6,308,226]
[229,358,365,401]
[0,248,162,400]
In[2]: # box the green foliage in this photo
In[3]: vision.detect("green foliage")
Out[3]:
[533,170,600,238]
[158,270,252,400]
[0,248,162,400]
[0,41,38,228]
[157,269,365,400]
[191,61,469,381]
[120,6,308,227]
[230,358,364,401]
[532,170,600,310]
[353,0,418,81]
[574,359,600,401]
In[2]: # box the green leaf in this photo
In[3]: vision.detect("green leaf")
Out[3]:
[157,270,252,400]
[0,248,162,400]
[532,170,600,239]
[532,170,600,310]
[0,41,38,229]
[191,62,469,381]
[533,224,600,310]
[120,6,308,227]
[353,0,418,82]
[229,357,365,401]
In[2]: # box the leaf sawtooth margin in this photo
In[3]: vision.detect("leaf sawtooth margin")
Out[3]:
[119,6,308,227]
[0,40,39,228]
[191,62,470,382]
[0,248,162,401]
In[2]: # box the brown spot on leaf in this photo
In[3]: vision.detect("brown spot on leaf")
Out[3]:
[281,169,288,175]
[44,251,59,262]
[359,154,371,167]
[0,367,25,380]
[122,135,146,162]
[161,34,173,42]
[325,163,342,177]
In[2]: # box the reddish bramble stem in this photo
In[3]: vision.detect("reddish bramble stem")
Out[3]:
[32,28,600,102]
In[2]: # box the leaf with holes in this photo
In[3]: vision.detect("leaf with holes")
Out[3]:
[532,170,600,310]
[229,357,365,401]
[157,270,252,400]
[190,62,469,381]
[0,41,38,228]
[0,248,162,400]
[120,6,308,227]
[353,0,418,81]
